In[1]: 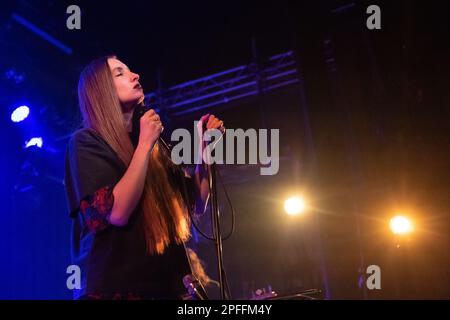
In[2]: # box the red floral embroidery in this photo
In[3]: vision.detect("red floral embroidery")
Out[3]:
[79,186,114,233]
[92,187,114,213]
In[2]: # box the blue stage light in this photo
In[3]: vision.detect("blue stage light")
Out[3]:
[11,105,30,123]
[25,137,43,148]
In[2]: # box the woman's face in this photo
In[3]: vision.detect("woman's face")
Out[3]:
[108,58,144,111]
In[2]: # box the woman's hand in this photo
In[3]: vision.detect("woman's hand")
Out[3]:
[201,114,225,133]
[193,114,225,215]
[196,114,225,144]
[138,109,163,150]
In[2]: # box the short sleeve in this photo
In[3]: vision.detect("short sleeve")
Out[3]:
[64,129,125,227]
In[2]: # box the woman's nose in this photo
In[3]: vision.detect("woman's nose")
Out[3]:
[131,72,139,81]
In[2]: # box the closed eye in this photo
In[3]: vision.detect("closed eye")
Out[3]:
[113,66,127,77]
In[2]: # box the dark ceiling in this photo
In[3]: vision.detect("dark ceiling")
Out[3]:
[0,0,449,299]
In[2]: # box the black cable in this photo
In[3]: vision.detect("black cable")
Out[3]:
[180,164,234,299]
[172,134,235,299]
[176,164,215,241]
[209,165,233,299]
[190,203,215,240]
[221,263,232,299]
[183,165,235,242]
[216,167,235,241]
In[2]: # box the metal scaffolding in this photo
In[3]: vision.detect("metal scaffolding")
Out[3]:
[145,51,300,116]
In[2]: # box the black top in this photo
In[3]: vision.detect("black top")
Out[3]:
[64,127,194,300]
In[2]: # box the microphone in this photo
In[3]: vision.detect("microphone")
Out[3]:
[183,274,208,300]
[157,134,172,153]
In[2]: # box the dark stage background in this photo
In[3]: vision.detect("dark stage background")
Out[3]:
[0,0,448,299]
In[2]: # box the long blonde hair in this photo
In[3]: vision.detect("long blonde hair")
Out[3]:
[77,55,190,254]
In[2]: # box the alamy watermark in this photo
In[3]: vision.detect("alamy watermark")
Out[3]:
[366,265,381,290]
[170,122,279,176]
[66,5,81,30]
[366,5,381,30]
[66,264,81,290]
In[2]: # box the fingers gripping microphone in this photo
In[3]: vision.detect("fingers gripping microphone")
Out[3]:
[134,99,171,152]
